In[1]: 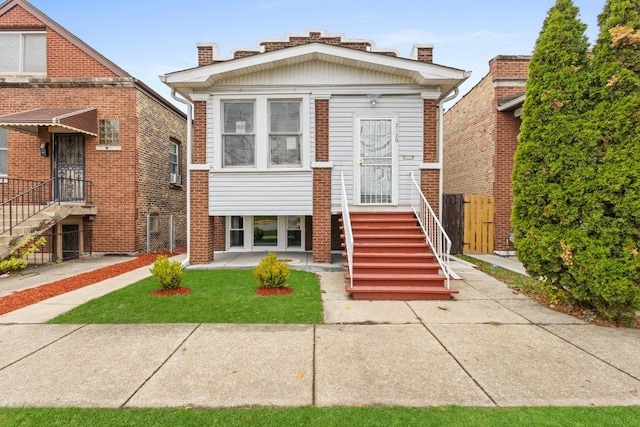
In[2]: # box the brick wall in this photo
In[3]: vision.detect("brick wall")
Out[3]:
[491,56,528,251]
[1,3,186,254]
[189,101,214,263]
[312,98,331,263]
[443,74,495,195]
[0,3,43,28]
[135,91,188,252]
[422,99,440,214]
[443,55,530,252]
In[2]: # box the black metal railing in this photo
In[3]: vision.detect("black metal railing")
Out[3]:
[11,228,93,266]
[0,177,93,236]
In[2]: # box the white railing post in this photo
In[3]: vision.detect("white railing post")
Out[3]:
[340,173,354,288]
[410,172,452,289]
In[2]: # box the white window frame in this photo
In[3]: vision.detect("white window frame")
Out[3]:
[225,215,305,251]
[221,100,256,168]
[169,139,180,181]
[0,31,46,75]
[268,100,302,167]
[211,93,310,172]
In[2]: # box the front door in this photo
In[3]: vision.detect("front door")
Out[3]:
[356,118,395,205]
[54,134,85,202]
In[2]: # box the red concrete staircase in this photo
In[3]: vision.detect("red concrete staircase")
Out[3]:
[341,211,458,300]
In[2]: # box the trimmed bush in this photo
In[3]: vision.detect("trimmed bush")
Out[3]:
[150,255,184,290]
[0,235,46,275]
[253,252,290,288]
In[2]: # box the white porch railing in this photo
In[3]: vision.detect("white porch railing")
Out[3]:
[410,172,451,289]
[340,173,354,288]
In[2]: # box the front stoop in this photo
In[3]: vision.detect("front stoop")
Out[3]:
[341,211,458,300]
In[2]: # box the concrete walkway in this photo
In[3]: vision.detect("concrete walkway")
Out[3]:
[0,254,639,408]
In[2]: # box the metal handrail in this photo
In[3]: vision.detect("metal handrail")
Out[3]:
[0,177,93,236]
[410,171,452,289]
[340,172,354,288]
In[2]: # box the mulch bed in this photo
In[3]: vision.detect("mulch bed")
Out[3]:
[0,252,167,316]
[255,286,293,296]
[151,287,191,296]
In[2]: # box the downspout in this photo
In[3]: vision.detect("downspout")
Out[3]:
[171,89,193,268]
[437,87,459,223]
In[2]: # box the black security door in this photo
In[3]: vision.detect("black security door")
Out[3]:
[53,134,85,201]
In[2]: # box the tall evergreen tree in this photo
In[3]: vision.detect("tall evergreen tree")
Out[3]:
[579,0,640,322]
[512,0,592,304]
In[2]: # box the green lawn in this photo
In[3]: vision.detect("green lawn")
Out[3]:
[49,269,323,324]
[1,406,639,426]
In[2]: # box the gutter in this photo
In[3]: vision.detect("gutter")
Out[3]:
[170,89,193,268]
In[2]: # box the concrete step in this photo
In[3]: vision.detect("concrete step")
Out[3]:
[344,284,458,301]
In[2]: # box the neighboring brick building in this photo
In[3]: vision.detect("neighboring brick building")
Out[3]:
[0,0,187,259]
[162,30,469,264]
[443,55,529,254]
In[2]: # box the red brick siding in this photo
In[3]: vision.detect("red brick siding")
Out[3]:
[214,216,225,251]
[443,74,495,195]
[135,91,187,252]
[314,99,329,162]
[0,4,44,28]
[422,99,440,214]
[1,5,186,254]
[190,170,214,263]
[443,56,530,252]
[312,168,332,263]
[2,85,138,253]
[46,28,118,78]
[312,98,331,262]
[189,101,214,263]
[198,45,214,66]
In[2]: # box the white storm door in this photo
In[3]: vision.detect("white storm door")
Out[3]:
[356,118,395,205]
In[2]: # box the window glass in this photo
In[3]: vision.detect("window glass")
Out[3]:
[169,141,179,175]
[99,119,120,146]
[287,216,302,247]
[269,101,301,166]
[23,33,46,72]
[0,34,20,72]
[0,128,7,175]
[223,101,255,167]
[230,216,244,247]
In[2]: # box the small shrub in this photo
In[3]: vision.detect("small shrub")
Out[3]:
[150,255,184,290]
[253,252,290,288]
[0,235,46,275]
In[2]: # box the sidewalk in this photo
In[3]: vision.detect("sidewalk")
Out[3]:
[0,254,639,408]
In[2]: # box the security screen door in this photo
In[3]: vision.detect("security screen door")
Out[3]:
[357,118,394,204]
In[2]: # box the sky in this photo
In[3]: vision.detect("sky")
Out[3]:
[27,0,604,109]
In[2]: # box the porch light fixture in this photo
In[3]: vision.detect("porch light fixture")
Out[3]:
[39,142,49,157]
[367,94,381,106]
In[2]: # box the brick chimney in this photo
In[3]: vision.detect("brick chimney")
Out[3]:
[197,42,219,66]
[412,45,433,63]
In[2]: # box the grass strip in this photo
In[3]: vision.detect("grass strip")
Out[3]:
[1,406,639,427]
[49,269,323,324]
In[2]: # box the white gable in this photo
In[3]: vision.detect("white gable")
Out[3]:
[214,59,417,87]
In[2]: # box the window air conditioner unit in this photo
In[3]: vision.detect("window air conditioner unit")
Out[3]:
[169,173,181,184]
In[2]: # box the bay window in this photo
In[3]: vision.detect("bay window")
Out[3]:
[214,95,308,170]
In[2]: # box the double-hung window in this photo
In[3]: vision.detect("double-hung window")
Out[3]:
[0,32,46,74]
[169,139,179,182]
[269,100,301,167]
[222,101,255,167]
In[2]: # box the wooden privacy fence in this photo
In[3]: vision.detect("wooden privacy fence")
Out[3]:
[464,194,494,254]
[442,194,464,254]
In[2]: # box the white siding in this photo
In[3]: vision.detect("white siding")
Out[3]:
[329,95,424,209]
[215,60,416,87]
[209,172,312,216]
